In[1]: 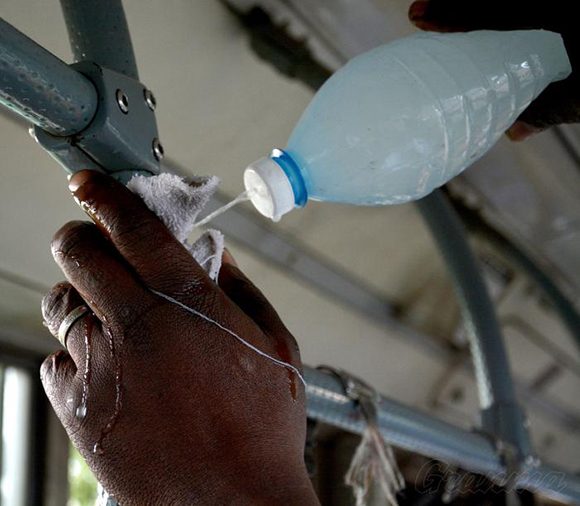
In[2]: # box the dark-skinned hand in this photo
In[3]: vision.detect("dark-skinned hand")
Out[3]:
[408,0,580,140]
[40,170,320,506]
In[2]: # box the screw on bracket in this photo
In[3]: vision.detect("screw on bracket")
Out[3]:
[152,138,164,161]
[39,62,161,178]
[144,89,156,111]
[116,88,129,114]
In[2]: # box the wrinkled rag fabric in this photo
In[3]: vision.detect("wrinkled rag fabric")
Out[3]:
[126,173,224,281]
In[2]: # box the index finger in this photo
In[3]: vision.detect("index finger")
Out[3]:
[68,170,214,301]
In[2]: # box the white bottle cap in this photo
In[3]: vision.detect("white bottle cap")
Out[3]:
[244,157,296,222]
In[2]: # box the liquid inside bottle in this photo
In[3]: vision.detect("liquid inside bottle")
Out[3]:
[244,30,571,221]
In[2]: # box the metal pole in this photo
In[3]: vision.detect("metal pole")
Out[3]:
[449,193,580,356]
[0,18,97,135]
[306,367,501,474]
[59,0,139,79]
[304,367,580,504]
[416,190,531,457]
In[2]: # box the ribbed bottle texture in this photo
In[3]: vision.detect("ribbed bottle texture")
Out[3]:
[284,30,570,205]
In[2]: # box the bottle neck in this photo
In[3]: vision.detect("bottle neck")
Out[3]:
[270,149,308,207]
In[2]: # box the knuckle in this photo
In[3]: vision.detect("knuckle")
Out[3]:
[42,282,75,321]
[195,286,222,315]
[172,271,213,301]
[109,215,153,250]
[51,221,95,259]
[140,254,211,300]
[122,298,164,335]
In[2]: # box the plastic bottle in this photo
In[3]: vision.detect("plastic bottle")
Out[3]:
[243,30,571,221]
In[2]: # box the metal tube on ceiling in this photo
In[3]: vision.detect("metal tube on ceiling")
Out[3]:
[0,18,98,136]
[305,366,580,504]
[416,190,531,456]
[59,0,139,80]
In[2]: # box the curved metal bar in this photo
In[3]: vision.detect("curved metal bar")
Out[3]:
[449,193,580,356]
[59,0,139,79]
[416,190,531,456]
[0,18,97,135]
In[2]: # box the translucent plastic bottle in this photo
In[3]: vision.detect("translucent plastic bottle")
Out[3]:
[243,30,570,221]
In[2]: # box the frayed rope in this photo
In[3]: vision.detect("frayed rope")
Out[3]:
[345,423,404,506]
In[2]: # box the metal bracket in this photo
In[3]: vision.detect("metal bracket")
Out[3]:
[32,61,161,182]
[31,126,104,174]
[471,422,541,496]
[318,366,380,428]
[481,402,532,463]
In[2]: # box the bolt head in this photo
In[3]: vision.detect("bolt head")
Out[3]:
[116,89,129,114]
[152,138,164,161]
[28,126,38,142]
[144,89,157,111]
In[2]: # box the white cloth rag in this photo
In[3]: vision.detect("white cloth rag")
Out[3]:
[126,173,224,281]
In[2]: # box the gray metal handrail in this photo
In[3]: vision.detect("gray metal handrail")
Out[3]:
[416,191,531,459]
[305,367,580,504]
[0,17,98,135]
[60,0,140,80]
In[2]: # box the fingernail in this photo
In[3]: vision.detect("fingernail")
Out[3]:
[40,350,65,379]
[68,170,95,193]
[506,122,542,141]
[409,0,429,21]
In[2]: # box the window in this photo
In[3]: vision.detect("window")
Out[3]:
[0,364,34,506]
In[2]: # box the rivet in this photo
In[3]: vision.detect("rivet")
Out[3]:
[116,89,129,113]
[152,138,164,161]
[144,89,156,111]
